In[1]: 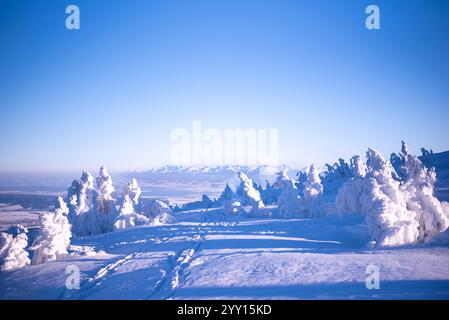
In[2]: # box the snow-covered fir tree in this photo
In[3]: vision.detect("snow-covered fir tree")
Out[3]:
[336,148,420,247]
[275,170,302,218]
[216,183,240,216]
[94,166,118,233]
[390,140,409,181]
[236,172,266,216]
[219,183,235,204]
[335,155,367,214]
[261,180,277,205]
[363,148,419,246]
[0,225,30,271]
[114,178,149,230]
[67,171,100,236]
[295,170,308,194]
[143,200,175,225]
[124,178,142,212]
[301,165,325,217]
[31,197,72,265]
[114,194,149,230]
[401,152,449,242]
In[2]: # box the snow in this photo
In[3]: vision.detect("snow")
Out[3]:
[30,197,72,265]
[301,165,325,218]
[143,200,176,225]
[114,195,149,230]
[67,171,99,236]
[275,170,302,218]
[0,145,449,299]
[1,212,449,299]
[335,145,449,247]
[114,179,149,230]
[236,172,267,217]
[0,225,30,271]
[93,166,118,233]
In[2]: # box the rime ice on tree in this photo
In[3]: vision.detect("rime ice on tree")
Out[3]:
[301,165,325,218]
[0,225,30,271]
[67,171,100,236]
[275,170,302,218]
[236,172,266,217]
[31,197,72,265]
[114,179,149,230]
[334,146,448,247]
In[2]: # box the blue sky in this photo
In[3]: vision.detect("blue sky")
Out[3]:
[0,0,448,172]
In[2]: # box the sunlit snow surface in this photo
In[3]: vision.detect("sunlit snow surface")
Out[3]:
[1,154,449,299]
[1,209,448,299]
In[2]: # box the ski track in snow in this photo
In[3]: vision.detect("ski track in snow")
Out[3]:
[147,223,207,299]
[3,213,449,300]
[62,220,212,300]
[61,236,173,300]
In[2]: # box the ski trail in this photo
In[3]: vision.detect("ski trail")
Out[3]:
[147,223,207,300]
[61,236,171,299]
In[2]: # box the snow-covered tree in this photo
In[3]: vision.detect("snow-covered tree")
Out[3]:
[67,171,101,236]
[390,141,409,181]
[401,153,449,242]
[217,183,241,216]
[236,172,266,216]
[335,155,367,214]
[68,170,95,216]
[261,180,277,205]
[295,170,307,195]
[320,159,351,196]
[93,166,118,233]
[336,148,420,247]
[301,165,325,217]
[0,225,30,271]
[363,149,420,247]
[143,200,175,225]
[350,155,367,178]
[95,166,116,214]
[114,194,149,230]
[219,183,235,203]
[275,170,302,218]
[124,178,142,212]
[31,197,72,265]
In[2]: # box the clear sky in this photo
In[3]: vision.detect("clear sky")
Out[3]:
[1,0,448,173]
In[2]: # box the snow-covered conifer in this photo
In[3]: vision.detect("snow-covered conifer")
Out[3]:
[401,153,449,242]
[336,149,419,246]
[114,194,149,230]
[67,171,101,236]
[335,155,367,214]
[275,170,302,218]
[31,197,72,265]
[124,178,142,212]
[363,149,420,246]
[94,166,117,233]
[219,183,235,203]
[262,180,277,205]
[0,225,30,271]
[236,172,265,216]
[143,200,175,225]
[301,165,325,217]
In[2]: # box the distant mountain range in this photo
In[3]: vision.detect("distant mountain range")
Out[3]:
[124,164,299,185]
